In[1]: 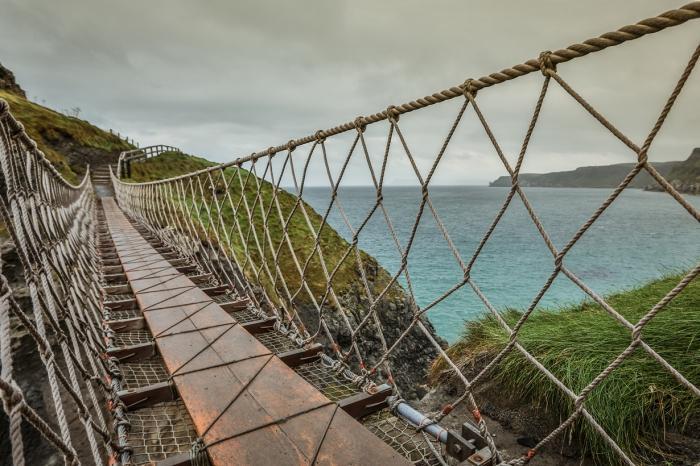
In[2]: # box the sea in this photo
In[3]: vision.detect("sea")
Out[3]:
[301,186,700,343]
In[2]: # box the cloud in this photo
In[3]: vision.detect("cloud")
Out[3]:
[1,0,697,184]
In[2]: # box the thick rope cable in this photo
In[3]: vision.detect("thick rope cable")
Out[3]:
[114,2,700,181]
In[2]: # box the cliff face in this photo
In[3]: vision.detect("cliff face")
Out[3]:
[489,160,679,189]
[0,62,26,97]
[653,148,700,194]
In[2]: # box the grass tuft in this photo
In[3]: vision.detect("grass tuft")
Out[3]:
[430,274,699,464]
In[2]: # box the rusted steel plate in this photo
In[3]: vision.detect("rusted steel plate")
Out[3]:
[101,198,408,466]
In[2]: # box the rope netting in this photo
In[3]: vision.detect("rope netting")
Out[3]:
[111,3,700,465]
[0,101,115,465]
[0,3,696,466]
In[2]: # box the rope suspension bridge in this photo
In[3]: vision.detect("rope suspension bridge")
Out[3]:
[1,3,699,465]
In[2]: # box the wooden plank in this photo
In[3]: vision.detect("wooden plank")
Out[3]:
[101,197,409,466]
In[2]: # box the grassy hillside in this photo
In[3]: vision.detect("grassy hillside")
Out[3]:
[126,151,401,303]
[0,90,132,183]
[430,274,699,464]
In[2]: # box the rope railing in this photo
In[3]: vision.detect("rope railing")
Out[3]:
[0,100,117,465]
[112,3,700,465]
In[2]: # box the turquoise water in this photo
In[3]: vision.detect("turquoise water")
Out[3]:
[301,186,700,343]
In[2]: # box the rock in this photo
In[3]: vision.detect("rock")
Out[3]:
[517,436,538,448]
[0,63,26,98]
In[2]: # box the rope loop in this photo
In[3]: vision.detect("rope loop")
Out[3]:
[463,79,478,98]
[385,105,400,122]
[286,139,296,152]
[0,99,9,118]
[2,381,24,409]
[376,188,384,203]
[10,121,25,139]
[538,50,557,76]
[637,149,648,164]
[553,252,564,270]
[267,146,277,156]
[354,116,367,133]
[314,130,326,143]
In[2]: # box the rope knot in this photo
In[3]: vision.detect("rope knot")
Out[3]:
[631,325,643,342]
[354,116,367,133]
[538,51,557,76]
[637,149,648,164]
[463,79,478,98]
[286,140,296,152]
[10,122,25,139]
[554,252,564,269]
[4,382,24,409]
[421,185,430,200]
[0,99,9,118]
[314,130,326,143]
[267,146,277,156]
[471,408,481,421]
[385,105,400,122]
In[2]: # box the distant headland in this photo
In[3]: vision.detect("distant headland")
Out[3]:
[489,148,700,194]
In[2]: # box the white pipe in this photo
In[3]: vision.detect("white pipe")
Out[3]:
[389,396,448,443]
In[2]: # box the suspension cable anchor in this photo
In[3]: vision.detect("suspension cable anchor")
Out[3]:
[447,421,494,465]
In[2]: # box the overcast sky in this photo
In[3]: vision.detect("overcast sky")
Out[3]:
[0,0,698,185]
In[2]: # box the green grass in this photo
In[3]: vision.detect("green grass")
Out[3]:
[126,151,401,306]
[430,274,699,464]
[0,90,132,183]
[127,151,217,181]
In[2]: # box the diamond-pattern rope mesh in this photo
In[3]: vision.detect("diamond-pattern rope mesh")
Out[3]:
[0,4,698,466]
[113,20,700,465]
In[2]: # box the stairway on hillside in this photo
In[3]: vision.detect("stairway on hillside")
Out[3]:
[92,163,117,197]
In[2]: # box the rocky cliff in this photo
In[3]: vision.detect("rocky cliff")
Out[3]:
[0,62,26,97]
[644,148,700,194]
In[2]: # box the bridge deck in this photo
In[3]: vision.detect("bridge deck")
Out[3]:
[101,197,408,465]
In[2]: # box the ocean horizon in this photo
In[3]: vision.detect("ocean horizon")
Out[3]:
[300,185,700,342]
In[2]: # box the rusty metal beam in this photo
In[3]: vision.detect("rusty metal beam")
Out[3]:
[338,384,393,419]
[278,343,323,368]
[241,317,277,335]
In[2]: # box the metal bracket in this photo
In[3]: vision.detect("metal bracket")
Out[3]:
[446,421,493,465]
